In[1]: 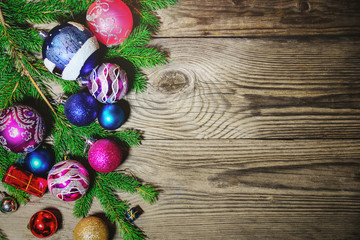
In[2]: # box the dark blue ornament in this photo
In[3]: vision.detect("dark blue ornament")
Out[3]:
[98,104,125,130]
[24,148,53,176]
[65,92,98,126]
[42,22,99,80]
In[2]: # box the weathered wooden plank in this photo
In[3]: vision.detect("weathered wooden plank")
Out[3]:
[1,139,360,239]
[156,0,360,37]
[121,37,360,139]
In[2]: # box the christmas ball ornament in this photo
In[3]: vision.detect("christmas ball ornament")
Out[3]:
[0,196,18,213]
[64,92,98,126]
[84,63,128,103]
[74,216,109,240]
[29,210,58,238]
[24,148,54,176]
[42,22,99,80]
[47,160,90,201]
[86,0,133,46]
[98,104,125,130]
[0,105,46,154]
[88,139,122,173]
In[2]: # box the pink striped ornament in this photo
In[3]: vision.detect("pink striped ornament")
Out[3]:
[47,160,90,201]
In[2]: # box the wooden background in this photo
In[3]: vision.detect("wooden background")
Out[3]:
[1,0,360,239]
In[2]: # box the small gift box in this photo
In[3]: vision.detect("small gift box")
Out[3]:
[2,165,47,197]
[125,206,142,223]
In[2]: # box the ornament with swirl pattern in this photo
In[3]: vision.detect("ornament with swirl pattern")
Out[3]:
[83,63,128,103]
[47,160,90,201]
[0,105,46,154]
[86,0,133,46]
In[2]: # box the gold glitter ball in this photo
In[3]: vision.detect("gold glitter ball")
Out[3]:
[74,216,109,240]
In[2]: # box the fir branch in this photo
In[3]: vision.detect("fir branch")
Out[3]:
[137,0,178,10]
[139,9,160,29]
[95,179,145,240]
[3,185,30,205]
[73,183,96,218]
[107,47,167,68]
[133,68,148,92]
[0,228,9,240]
[110,130,142,147]
[137,185,158,204]
[98,172,158,204]
[117,25,152,52]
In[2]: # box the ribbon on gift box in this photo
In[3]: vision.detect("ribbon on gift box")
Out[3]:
[2,165,47,197]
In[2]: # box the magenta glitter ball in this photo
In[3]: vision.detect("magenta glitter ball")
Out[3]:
[85,63,128,103]
[0,105,46,153]
[88,139,122,173]
[86,0,133,46]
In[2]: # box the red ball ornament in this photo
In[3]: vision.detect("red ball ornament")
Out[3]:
[86,0,133,46]
[29,210,58,238]
[88,139,122,173]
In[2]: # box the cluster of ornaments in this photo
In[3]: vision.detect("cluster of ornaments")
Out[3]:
[0,0,136,238]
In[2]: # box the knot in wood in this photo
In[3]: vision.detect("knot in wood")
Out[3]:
[155,71,190,94]
[298,0,311,12]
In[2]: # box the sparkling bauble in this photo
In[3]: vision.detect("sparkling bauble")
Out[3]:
[88,139,122,173]
[98,104,125,130]
[64,92,98,126]
[0,105,46,154]
[25,148,54,176]
[74,216,109,240]
[0,196,18,213]
[29,210,58,238]
[47,160,90,201]
[42,22,99,80]
[86,0,133,46]
[85,63,128,103]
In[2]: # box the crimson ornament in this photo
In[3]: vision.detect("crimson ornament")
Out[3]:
[29,210,58,238]
[88,139,122,173]
[0,105,46,154]
[86,0,133,46]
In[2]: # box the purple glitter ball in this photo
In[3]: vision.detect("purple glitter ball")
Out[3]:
[0,105,46,153]
[85,63,128,103]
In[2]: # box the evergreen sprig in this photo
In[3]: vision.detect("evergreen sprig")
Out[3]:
[0,228,9,240]
[0,0,177,239]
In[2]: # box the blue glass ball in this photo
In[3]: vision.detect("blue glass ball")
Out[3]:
[24,148,53,176]
[98,104,125,130]
[42,22,99,80]
[64,92,98,126]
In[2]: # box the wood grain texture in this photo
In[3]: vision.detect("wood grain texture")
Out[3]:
[156,0,360,37]
[121,37,360,139]
[1,139,360,239]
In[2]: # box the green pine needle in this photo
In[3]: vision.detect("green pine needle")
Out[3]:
[137,0,178,10]
[108,47,167,68]
[98,172,158,204]
[95,180,145,240]
[73,183,96,218]
[0,228,9,240]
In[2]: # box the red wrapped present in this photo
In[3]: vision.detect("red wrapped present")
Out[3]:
[2,165,47,197]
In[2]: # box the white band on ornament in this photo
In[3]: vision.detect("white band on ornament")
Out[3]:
[62,36,99,80]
